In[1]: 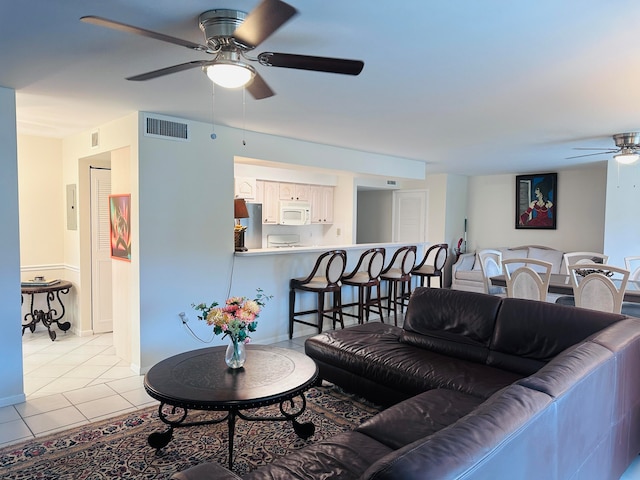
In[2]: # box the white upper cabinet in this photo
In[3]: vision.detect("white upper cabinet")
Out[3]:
[279,182,310,201]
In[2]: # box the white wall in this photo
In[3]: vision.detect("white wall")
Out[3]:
[466,164,607,253]
[604,160,640,267]
[17,135,64,269]
[0,87,24,407]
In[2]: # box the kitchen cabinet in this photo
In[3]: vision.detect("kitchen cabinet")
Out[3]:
[279,182,310,201]
[261,181,280,224]
[310,186,334,224]
[234,177,256,200]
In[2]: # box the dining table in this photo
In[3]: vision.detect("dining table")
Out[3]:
[490,273,640,303]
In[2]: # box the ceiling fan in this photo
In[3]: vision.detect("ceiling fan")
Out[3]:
[80,0,364,100]
[567,132,640,164]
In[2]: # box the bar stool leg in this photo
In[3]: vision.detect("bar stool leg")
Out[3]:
[289,288,295,339]
[317,292,325,334]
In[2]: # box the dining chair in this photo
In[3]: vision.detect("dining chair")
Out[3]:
[341,247,386,324]
[411,243,448,288]
[563,251,609,274]
[289,250,347,339]
[478,249,505,296]
[567,263,630,314]
[380,245,417,325]
[624,256,640,281]
[502,258,552,302]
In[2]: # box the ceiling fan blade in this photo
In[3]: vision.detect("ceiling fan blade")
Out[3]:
[126,61,211,81]
[571,147,619,151]
[565,150,618,159]
[80,16,208,52]
[232,0,297,48]
[246,72,275,99]
[258,52,364,75]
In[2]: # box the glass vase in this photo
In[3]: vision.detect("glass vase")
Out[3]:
[225,337,246,369]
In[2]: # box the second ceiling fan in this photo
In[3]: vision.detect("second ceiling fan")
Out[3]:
[567,132,640,164]
[80,0,364,100]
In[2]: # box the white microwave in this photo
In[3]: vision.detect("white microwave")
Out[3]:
[279,201,311,225]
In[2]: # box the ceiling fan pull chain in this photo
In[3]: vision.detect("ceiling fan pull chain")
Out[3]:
[242,87,247,146]
[210,83,217,140]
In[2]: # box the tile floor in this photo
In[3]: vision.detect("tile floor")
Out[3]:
[0,326,308,449]
[2,327,639,479]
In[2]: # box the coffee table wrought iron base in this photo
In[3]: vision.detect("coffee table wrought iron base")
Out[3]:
[144,345,319,470]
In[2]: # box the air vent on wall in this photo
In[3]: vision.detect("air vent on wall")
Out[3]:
[144,114,190,142]
[91,130,99,148]
[386,180,397,186]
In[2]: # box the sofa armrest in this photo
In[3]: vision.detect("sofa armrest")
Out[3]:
[171,463,242,480]
[452,252,476,274]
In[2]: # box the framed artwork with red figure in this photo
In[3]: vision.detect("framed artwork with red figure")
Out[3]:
[515,173,557,230]
[109,194,131,261]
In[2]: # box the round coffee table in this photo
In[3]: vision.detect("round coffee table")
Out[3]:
[144,344,318,470]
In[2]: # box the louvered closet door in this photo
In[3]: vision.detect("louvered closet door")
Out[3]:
[91,167,113,333]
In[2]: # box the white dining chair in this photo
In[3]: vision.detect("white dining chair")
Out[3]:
[502,258,552,302]
[563,252,609,274]
[624,256,640,281]
[478,249,505,296]
[568,263,630,314]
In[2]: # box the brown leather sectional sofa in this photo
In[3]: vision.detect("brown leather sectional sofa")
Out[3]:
[172,288,640,480]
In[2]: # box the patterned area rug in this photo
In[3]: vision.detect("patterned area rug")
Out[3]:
[0,384,380,479]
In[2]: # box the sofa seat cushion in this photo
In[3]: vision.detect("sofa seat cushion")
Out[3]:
[356,388,483,450]
[243,431,392,480]
[455,269,484,282]
[305,323,523,400]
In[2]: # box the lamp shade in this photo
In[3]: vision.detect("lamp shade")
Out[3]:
[614,152,639,165]
[234,198,250,219]
[206,63,254,89]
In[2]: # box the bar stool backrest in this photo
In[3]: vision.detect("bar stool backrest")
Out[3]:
[325,250,347,286]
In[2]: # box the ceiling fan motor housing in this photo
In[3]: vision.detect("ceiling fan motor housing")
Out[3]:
[199,9,247,50]
[613,132,640,148]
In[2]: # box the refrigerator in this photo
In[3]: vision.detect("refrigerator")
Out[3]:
[240,203,263,250]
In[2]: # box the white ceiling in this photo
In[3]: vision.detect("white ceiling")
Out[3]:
[3,0,640,175]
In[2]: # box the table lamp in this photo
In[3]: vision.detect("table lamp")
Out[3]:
[234,198,250,252]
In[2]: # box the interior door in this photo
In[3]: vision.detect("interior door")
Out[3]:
[91,167,113,333]
[392,190,427,243]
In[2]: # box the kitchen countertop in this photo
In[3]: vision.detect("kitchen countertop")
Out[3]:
[235,242,428,256]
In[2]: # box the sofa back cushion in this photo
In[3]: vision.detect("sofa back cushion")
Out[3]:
[400,288,502,363]
[527,246,564,274]
[488,298,625,375]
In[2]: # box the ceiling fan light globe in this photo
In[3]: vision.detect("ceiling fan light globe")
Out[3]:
[206,63,254,89]
[614,152,640,164]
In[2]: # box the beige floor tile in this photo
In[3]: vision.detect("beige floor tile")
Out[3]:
[0,405,20,423]
[23,405,87,435]
[105,375,144,393]
[62,364,112,379]
[14,393,72,417]
[0,419,34,447]
[119,387,157,407]
[63,384,117,405]
[74,395,135,420]
[23,376,57,396]
[54,353,98,366]
[82,354,121,367]
[36,377,93,395]
[97,366,137,380]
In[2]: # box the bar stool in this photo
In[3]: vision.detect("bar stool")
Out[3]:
[341,248,386,324]
[412,243,448,288]
[380,245,417,325]
[289,250,347,339]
